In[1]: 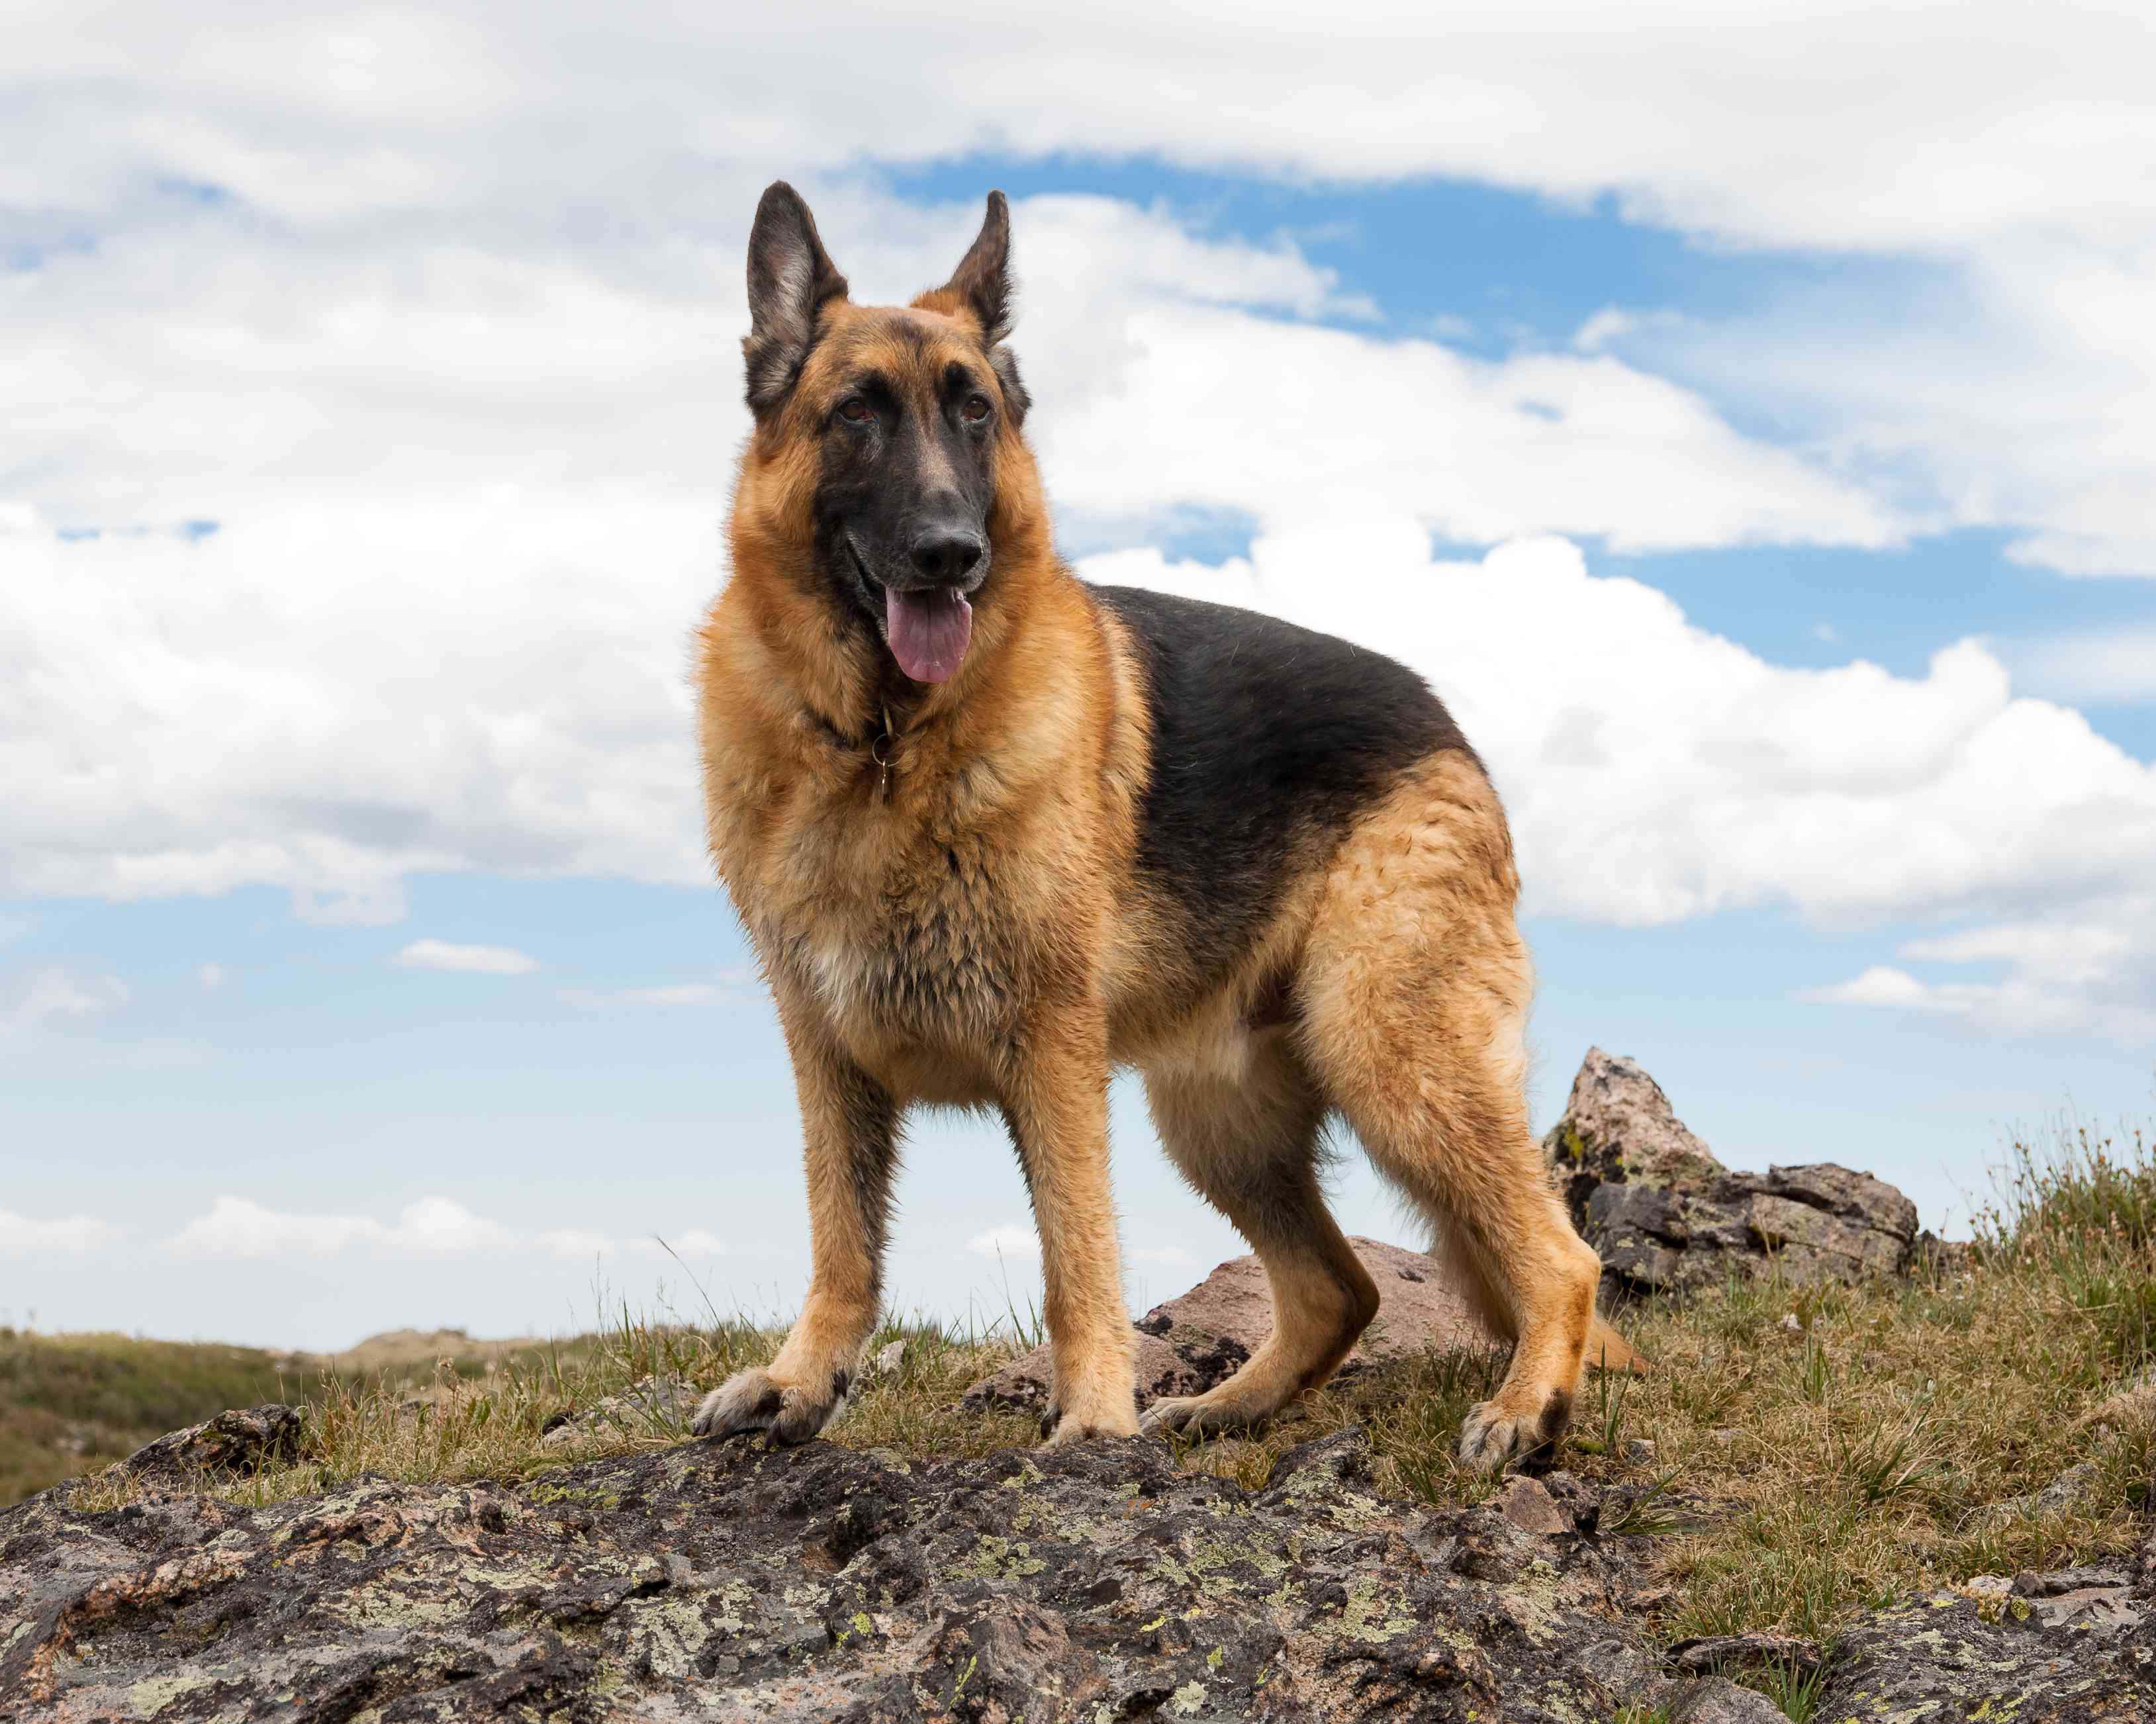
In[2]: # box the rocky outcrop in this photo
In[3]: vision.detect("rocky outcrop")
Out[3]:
[113,1403,305,1494]
[964,1237,1497,1416]
[1546,1048,1921,1296]
[6,1420,2150,1721]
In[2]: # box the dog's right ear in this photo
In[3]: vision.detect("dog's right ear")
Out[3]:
[743,182,849,416]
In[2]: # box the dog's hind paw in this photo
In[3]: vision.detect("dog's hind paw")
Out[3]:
[1140,1392,1264,1441]
[692,1365,848,1445]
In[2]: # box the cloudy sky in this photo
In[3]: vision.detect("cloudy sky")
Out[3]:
[5,2,2153,1348]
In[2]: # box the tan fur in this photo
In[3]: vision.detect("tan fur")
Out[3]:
[696,282,1641,1461]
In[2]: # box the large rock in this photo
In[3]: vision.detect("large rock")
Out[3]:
[963,1236,1497,1415]
[1546,1050,1920,1296]
[1825,1587,2156,1717]
[1546,1046,1728,1209]
[113,1403,305,1496]
[5,1422,2148,1721]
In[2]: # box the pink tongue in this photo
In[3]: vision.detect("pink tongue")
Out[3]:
[884,586,974,683]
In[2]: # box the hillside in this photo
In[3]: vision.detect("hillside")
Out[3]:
[0,1327,555,1507]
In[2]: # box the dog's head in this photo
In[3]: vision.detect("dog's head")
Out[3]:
[734,183,1037,688]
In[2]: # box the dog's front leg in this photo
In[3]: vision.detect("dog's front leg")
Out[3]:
[693,1024,895,1445]
[1004,1013,1139,1446]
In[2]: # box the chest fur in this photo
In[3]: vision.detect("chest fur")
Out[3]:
[723,769,1055,1063]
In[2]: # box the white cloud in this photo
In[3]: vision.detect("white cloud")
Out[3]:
[1128,1245,1199,1269]
[1806,898,2156,1042]
[1571,306,1687,354]
[3,2,2146,581]
[1901,921,2136,990]
[162,1193,640,1260]
[9,3,2147,251]
[198,961,226,988]
[396,939,538,975]
[0,1209,124,1254]
[967,1225,1041,1260]
[1803,966,1961,1013]
[2006,626,2156,705]
[1,970,128,1036]
[390,1195,518,1253]
[1042,304,1895,554]
[167,1195,386,1259]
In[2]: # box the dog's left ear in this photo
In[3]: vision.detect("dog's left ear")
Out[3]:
[940,190,1013,343]
[932,191,1030,422]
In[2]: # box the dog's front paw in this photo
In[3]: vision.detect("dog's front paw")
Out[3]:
[1456,1386,1571,1474]
[691,1365,849,1445]
[1037,1390,1140,1449]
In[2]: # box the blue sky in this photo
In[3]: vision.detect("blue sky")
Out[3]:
[4,4,2154,1347]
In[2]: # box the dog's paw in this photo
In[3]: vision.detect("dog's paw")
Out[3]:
[1036,1394,1140,1449]
[1139,1392,1260,1441]
[1456,1388,1571,1473]
[691,1365,849,1445]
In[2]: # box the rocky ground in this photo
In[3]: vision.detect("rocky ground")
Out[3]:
[5,1415,2152,1721]
[7,1049,2155,1721]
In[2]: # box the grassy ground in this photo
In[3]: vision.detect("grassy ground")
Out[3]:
[0,1326,558,1505]
[37,1118,2156,1718]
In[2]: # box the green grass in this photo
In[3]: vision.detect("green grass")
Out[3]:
[0,1330,317,1503]
[31,1113,2156,1668]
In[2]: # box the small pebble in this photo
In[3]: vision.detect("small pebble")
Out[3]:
[1624,1437,1658,1464]
[1779,1312,1802,1334]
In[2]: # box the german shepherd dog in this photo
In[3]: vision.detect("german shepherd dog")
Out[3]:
[692,185,1640,1468]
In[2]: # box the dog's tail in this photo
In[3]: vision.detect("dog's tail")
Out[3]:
[1585,1312,1648,1375]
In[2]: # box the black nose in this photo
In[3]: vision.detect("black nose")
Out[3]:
[909,529,985,585]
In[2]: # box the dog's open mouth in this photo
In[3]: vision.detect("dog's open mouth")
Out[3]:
[884,585,973,684]
[849,538,976,685]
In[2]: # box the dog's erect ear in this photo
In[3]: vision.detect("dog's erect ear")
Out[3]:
[927,191,1028,424]
[937,190,1014,346]
[743,181,848,416]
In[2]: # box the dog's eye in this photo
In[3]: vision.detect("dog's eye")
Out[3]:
[838,398,874,424]
[962,394,992,423]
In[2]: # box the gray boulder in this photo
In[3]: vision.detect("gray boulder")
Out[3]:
[115,1402,305,1495]
[1546,1049,1920,1295]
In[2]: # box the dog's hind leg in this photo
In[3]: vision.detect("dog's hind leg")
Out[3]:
[1301,753,1611,1472]
[1139,1030,1380,1439]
